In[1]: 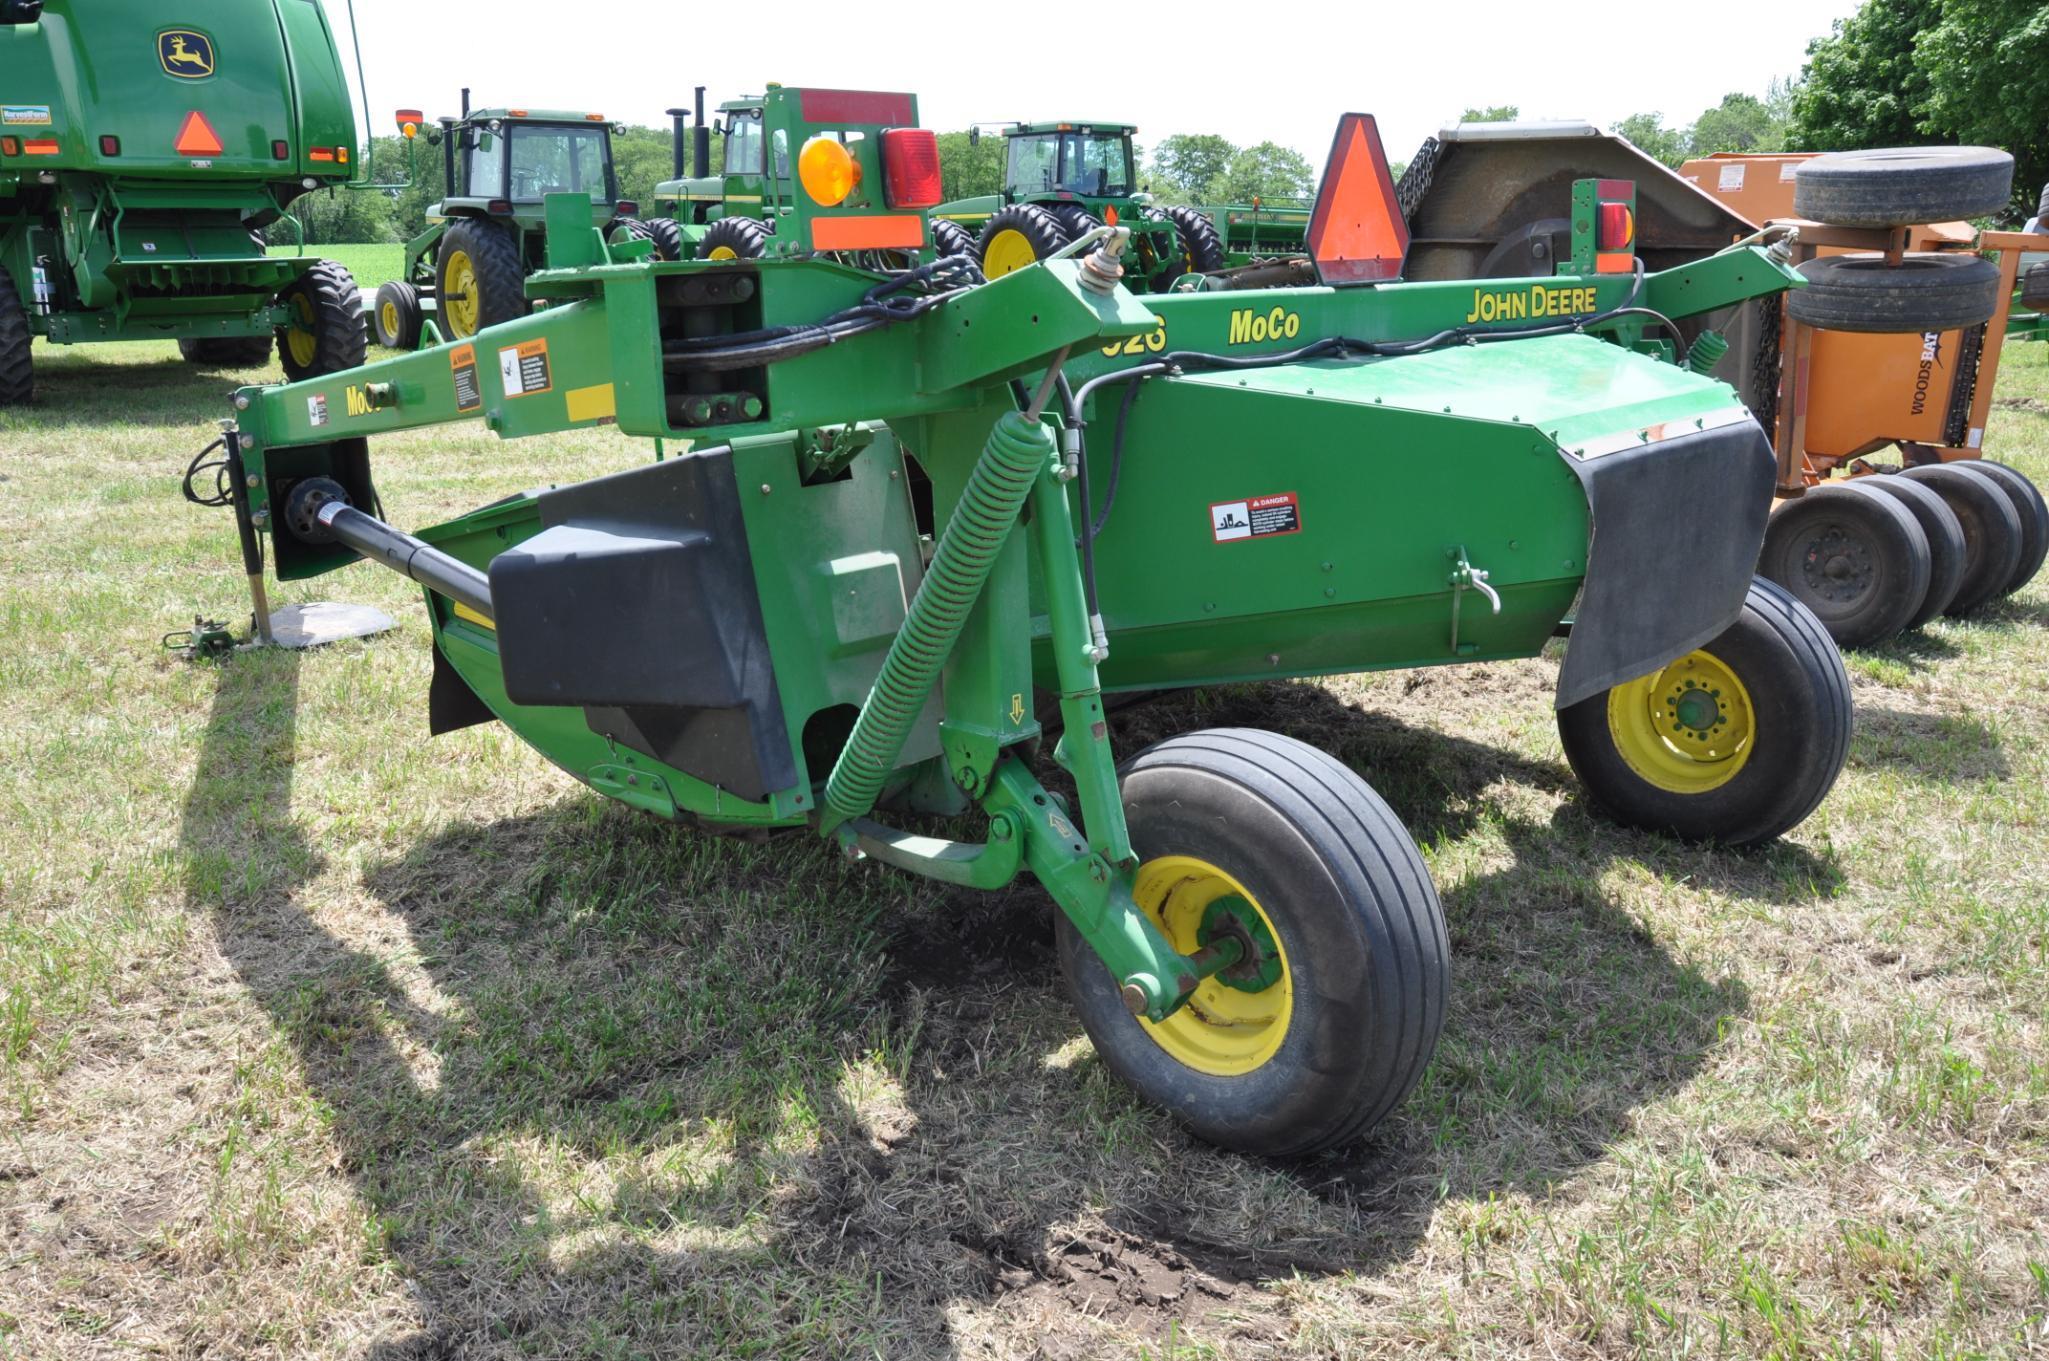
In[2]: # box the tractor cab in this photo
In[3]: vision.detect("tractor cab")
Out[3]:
[437,108,622,219]
[1002,122,1139,207]
[650,94,793,228]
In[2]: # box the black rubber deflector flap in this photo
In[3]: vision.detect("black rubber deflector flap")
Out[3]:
[1556,419,1776,709]
[488,450,795,801]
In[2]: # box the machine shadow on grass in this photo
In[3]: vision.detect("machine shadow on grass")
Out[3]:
[181,658,1791,1356]
[19,348,274,430]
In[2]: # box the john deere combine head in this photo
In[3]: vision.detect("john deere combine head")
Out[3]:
[188,102,1849,1157]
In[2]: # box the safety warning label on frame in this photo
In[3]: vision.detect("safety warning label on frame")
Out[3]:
[1210,491,1301,543]
[498,338,551,397]
[450,343,481,412]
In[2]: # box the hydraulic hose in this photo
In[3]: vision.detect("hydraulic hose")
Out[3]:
[822,408,1057,827]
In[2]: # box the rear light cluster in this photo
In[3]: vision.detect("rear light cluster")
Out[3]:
[1,136,58,156]
[307,145,349,163]
[881,127,941,209]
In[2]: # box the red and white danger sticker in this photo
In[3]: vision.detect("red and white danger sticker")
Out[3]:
[1210,491,1301,543]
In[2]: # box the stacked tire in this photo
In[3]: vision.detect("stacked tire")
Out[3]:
[1759,146,2042,646]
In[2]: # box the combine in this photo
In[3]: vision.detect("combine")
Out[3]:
[185,97,1850,1156]
[0,0,368,401]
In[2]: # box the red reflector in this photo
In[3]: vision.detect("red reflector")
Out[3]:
[799,88,915,126]
[0,137,17,156]
[1305,112,1409,285]
[1599,202,1634,251]
[880,128,942,209]
[173,110,223,157]
[308,147,335,162]
[23,139,59,156]
[272,140,289,160]
[99,135,120,156]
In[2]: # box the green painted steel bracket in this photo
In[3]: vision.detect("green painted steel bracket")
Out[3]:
[1639,245,1803,320]
[918,260,1156,393]
[835,809,1025,889]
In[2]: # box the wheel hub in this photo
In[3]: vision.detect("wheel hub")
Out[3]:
[1605,648,1758,795]
[1800,525,1874,605]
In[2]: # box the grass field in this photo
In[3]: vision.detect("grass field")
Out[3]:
[2,307,2048,1358]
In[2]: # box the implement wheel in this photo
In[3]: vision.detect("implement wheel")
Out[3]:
[0,265,31,406]
[371,280,423,350]
[1792,146,2014,228]
[1956,461,2049,596]
[977,204,1070,279]
[644,216,688,262]
[1559,578,1851,847]
[930,218,979,261]
[1759,482,1932,647]
[1056,729,1448,1157]
[2023,262,2049,312]
[1900,463,2023,614]
[436,218,528,340]
[1788,254,2003,334]
[178,335,274,368]
[697,216,770,261]
[275,259,366,382]
[1857,475,1966,627]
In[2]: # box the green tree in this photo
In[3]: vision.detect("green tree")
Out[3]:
[1212,142,1314,203]
[1615,112,1689,167]
[933,130,1004,201]
[1688,92,1790,155]
[1918,0,2049,215]
[1460,105,1521,122]
[1148,133,1235,201]
[1788,0,1939,152]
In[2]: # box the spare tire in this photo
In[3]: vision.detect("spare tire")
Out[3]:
[2022,261,2049,312]
[1793,146,2014,227]
[1787,253,2002,333]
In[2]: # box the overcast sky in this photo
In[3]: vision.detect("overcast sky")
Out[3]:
[336,0,1866,169]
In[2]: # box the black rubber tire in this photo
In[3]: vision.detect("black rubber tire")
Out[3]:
[1758,483,1932,647]
[0,265,32,406]
[1856,475,1967,627]
[436,217,529,339]
[929,217,979,261]
[1900,463,2024,614]
[177,335,275,367]
[608,216,654,253]
[1055,728,1448,1158]
[644,216,688,262]
[1788,253,2003,334]
[1160,204,1227,273]
[1954,461,2048,596]
[1792,146,2015,228]
[1046,203,1106,248]
[976,204,1070,277]
[2021,261,2049,312]
[1558,578,1852,847]
[275,258,365,382]
[697,216,771,260]
[370,280,422,350]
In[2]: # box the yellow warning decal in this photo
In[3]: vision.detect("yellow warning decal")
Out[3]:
[452,601,495,630]
[565,382,617,424]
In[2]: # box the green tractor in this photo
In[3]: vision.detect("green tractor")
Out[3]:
[368,93,647,349]
[932,120,1230,289]
[0,0,368,402]
[190,100,1853,1158]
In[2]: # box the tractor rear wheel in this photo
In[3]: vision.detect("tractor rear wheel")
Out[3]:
[644,217,688,262]
[977,204,1070,278]
[1160,204,1227,275]
[371,280,423,350]
[276,259,366,382]
[1055,728,1447,1158]
[1046,203,1105,248]
[1558,578,1851,847]
[930,218,979,262]
[1956,461,2048,596]
[1787,253,2003,334]
[1758,482,1932,647]
[1857,474,1967,627]
[436,218,528,340]
[1792,146,2014,228]
[0,265,31,406]
[697,216,771,261]
[1900,463,2024,614]
[178,335,274,367]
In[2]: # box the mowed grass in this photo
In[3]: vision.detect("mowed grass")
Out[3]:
[269,242,405,293]
[1,310,2048,1358]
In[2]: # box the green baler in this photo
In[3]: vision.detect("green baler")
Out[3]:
[189,105,1850,1158]
[0,0,368,400]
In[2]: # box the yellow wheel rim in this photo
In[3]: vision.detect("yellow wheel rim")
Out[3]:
[706,245,739,261]
[284,292,317,367]
[442,248,480,337]
[981,228,1039,278]
[1134,856,1292,1076]
[378,298,399,340]
[1606,648,1756,795]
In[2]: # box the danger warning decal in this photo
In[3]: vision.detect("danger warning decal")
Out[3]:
[449,343,482,412]
[498,338,551,398]
[1210,491,1301,543]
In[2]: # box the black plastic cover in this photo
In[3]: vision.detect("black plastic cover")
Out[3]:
[1556,418,1776,709]
[488,450,796,800]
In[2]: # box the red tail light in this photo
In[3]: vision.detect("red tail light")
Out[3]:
[1598,201,1634,251]
[616,200,638,215]
[0,137,18,157]
[308,147,335,162]
[881,127,942,209]
[23,138,59,156]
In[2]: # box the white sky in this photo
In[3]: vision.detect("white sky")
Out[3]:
[336,0,1865,170]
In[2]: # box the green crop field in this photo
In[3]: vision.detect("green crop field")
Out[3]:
[2,312,2047,1357]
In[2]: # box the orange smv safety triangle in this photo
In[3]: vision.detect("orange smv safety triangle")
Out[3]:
[174,110,224,157]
